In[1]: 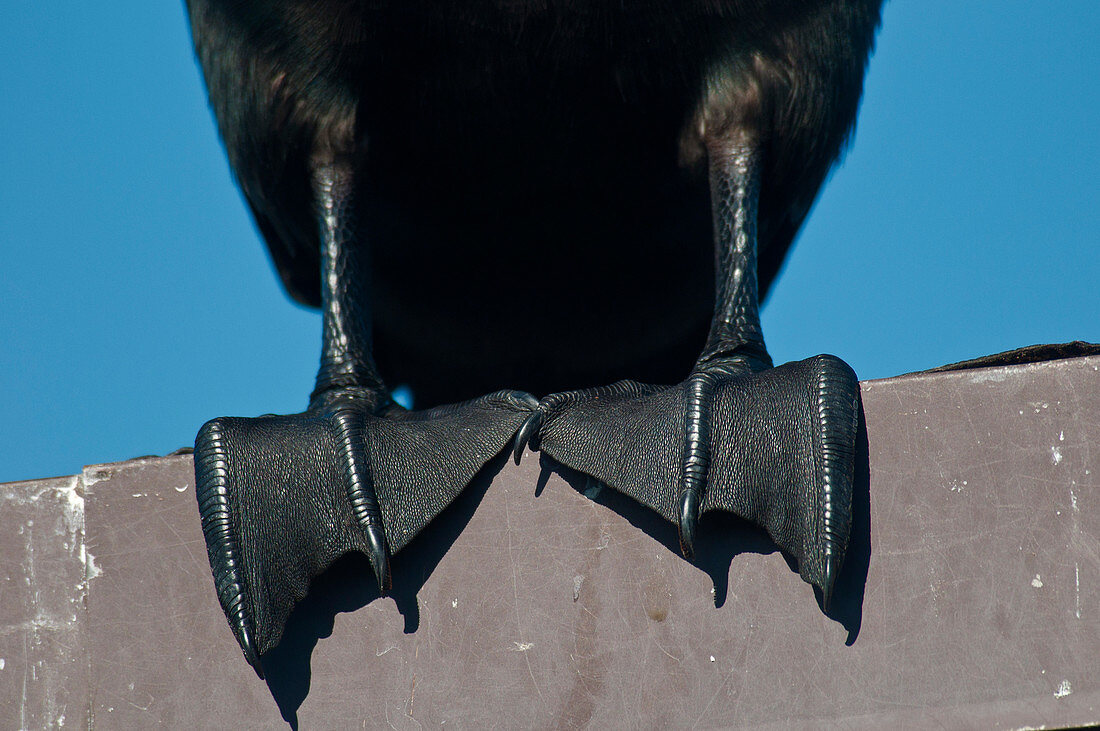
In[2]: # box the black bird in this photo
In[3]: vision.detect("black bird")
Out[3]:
[186,0,882,676]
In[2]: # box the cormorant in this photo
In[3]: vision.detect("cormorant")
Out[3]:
[186,0,883,676]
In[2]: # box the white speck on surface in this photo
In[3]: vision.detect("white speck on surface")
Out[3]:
[83,547,103,582]
[0,658,5,670]
[81,467,111,489]
[174,485,188,493]
[1059,430,1064,441]
[1054,680,1072,699]
[1051,446,1063,465]
[1031,574,1043,589]
[572,575,584,602]
[511,642,534,652]
[968,369,1008,384]
[451,598,458,608]
[709,656,715,663]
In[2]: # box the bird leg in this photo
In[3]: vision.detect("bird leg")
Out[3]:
[514,139,860,606]
[194,160,535,676]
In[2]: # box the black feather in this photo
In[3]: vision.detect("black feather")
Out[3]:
[185,0,882,401]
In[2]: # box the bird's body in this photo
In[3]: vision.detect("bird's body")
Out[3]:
[188,0,879,403]
[186,0,882,673]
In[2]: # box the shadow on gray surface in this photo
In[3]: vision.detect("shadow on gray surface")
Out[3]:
[538,399,871,644]
[255,404,871,726]
[259,451,510,727]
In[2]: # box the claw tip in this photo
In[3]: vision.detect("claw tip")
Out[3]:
[678,491,700,560]
[512,412,543,464]
[238,625,264,679]
[365,523,392,594]
[821,555,838,612]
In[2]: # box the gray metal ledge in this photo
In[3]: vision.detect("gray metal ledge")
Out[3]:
[3,355,1099,728]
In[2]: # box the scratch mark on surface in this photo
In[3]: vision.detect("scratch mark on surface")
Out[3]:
[693,658,738,728]
[511,642,534,652]
[1050,446,1063,465]
[21,635,28,731]
[1054,679,1072,699]
[573,575,584,602]
[406,672,417,719]
[503,498,543,701]
[1075,563,1081,619]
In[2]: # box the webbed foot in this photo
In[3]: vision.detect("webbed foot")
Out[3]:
[515,355,859,607]
[195,389,535,676]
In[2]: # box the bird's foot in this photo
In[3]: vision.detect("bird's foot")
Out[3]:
[514,355,859,607]
[194,388,536,676]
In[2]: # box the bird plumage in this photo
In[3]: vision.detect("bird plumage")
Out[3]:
[186,0,881,403]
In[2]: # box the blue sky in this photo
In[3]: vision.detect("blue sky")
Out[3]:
[2,3,1097,483]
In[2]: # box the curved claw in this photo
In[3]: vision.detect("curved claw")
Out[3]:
[234,613,263,678]
[365,522,392,594]
[331,408,396,593]
[512,410,544,464]
[677,489,700,560]
[821,553,838,612]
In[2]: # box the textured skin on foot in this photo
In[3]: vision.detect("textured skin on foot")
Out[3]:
[194,390,534,669]
[523,356,859,600]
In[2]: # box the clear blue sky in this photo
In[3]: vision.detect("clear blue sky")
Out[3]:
[1,3,1097,483]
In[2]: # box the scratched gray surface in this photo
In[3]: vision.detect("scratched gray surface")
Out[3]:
[1,355,1098,728]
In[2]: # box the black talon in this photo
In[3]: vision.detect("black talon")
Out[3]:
[513,410,543,464]
[679,370,716,559]
[238,622,264,678]
[677,490,700,560]
[364,522,392,593]
[821,553,837,612]
[332,407,394,592]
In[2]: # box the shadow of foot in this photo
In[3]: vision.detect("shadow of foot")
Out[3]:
[539,455,777,608]
[534,396,872,641]
[258,451,511,727]
[824,401,871,645]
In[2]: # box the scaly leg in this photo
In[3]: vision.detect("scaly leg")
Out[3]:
[195,161,534,676]
[515,140,859,606]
